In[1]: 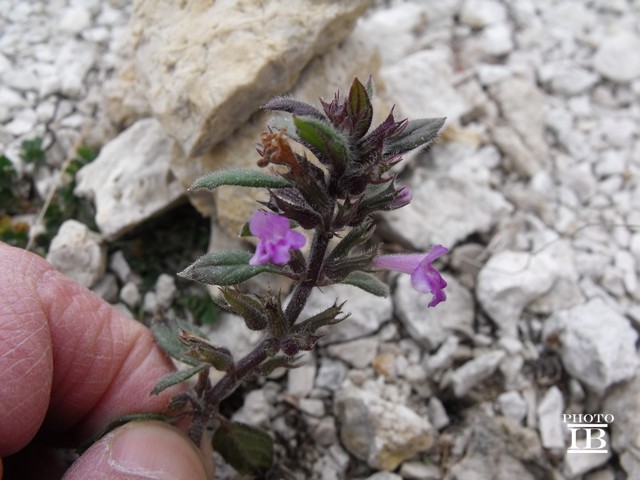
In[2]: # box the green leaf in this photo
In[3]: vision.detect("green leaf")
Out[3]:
[219,287,268,331]
[293,116,349,172]
[294,301,347,335]
[328,218,376,261]
[212,421,274,475]
[190,169,291,191]
[359,182,397,214]
[340,271,390,297]
[151,317,202,366]
[384,118,446,156]
[257,354,304,376]
[178,250,287,286]
[324,252,376,282]
[20,137,46,167]
[178,330,235,371]
[151,364,209,395]
[347,77,373,139]
[0,156,18,211]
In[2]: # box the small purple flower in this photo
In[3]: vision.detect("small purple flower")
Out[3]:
[249,211,306,266]
[373,245,448,307]
[389,186,412,210]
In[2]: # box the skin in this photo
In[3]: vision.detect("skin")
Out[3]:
[0,242,213,479]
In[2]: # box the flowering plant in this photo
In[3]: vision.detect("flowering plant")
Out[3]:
[152,77,447,475]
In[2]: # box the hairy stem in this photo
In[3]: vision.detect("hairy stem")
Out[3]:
[284,229,330,327]
[188,220,333,446]
[188,337,271,444]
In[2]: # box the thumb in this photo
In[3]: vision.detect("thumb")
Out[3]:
[62,421,213,480]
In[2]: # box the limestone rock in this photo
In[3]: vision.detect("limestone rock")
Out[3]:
[593,31,640,83]
[489,77,549,175]
[365,473,403,480]
[538,62,599,96]
[477,242,578,337]
[604,375,640,478]
[537,386,565,449]
[74,118,185,240]
[357,2,431,65]
[91,273,119,303]
[334,387,434,470]
[450,350,506,397]
[448,414,549,480]
[399,461,441,480]
[202,311,263,360]
[327,337,379,369]
[154,273,177,309]
[131,0,372,158]
[297,284,393,344]
[394,273,474,351]
[491,125,544,178]
[46,219,106,288]
[564,439,611,478]
[286,353,316,398]
[497,391,527,424]
[379,171,513,250]
[315,358,348,393]
[176,17,387,232]
[381,48,469,123]
[232,389,271,428]
[543,298,639,393]
[459,0,507,27]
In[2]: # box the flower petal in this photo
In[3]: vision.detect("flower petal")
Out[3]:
[372,253,424,274]
[410,260,447,307]
[423,244,448,263]
[249,211,273,239]
[248,211,306,265]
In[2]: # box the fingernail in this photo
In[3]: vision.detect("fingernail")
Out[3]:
[108,421,208,480]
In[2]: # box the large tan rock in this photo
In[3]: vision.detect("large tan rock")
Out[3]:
[75,118,185,240]
[181,22,389,238]
[131,0,372,159]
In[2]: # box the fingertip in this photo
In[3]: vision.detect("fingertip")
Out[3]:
[63,421,212,480]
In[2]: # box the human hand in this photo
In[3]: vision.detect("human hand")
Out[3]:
[0,242,213,479]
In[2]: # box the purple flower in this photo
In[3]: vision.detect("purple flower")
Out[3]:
[249,211,306,266]
[372,245,448,307]
[389,186,412,210]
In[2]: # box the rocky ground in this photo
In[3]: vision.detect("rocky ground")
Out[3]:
[2,0,640,479]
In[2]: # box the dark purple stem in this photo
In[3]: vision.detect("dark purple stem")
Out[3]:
[188,227,332,446]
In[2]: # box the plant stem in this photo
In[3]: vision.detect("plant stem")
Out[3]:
[284,229,330,327]
[188,337,271,444]
[188,217,333,446]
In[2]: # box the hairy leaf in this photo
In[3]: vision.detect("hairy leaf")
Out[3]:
[220,287,269,331]
[212,421,274,475]
[190,169,291,191]
[151,364,209,395]
[328,218,376,260]
[178,250,288,286]
[293,116,349,172]
[347,77,373,139]
[324,252,376,282]
[340,271,390,297]
[151,317,201,366]
[269,188,322,229]
[257,355,304,376]
[294,301,348,335]
[262,97,326,120]
[384,117,446,156]
[179,330,235,371]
